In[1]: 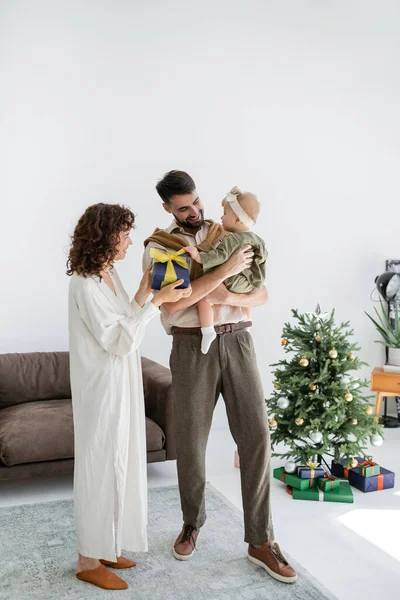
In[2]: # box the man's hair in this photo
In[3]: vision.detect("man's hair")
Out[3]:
[156,170,196,204]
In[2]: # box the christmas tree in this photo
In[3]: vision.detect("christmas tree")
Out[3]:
[267,305,383,472]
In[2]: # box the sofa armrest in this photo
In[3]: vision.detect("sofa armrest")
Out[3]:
[141,356,176,460]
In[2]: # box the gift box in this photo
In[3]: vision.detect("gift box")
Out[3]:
[297,464,325,479]
[331,456,363,479]
[358,459,380,478]
[150,248,190,290]
[273,467,319,491]
[286,481,354,503]
[319,472,340,492]
[348,466,395,493]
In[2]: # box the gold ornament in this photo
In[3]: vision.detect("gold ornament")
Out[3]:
[365,406,374,415]
[274,383,280,390]
[299,358,309,367]
[315,335,321,343]
[329,348,338,359]
[269,418,277,429]
[350,458,359,468]
[352,418,358,425]
[344,392,353,402]
[281,338,288,346]
[295,417,304,426]
[347,353,355,362]
[309,384,317,391]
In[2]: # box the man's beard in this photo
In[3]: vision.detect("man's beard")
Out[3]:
[174,209,205,230]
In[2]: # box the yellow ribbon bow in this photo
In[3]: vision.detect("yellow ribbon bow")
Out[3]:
[306,459,320,478]
[306,460,320,470]
[150,248,188,288]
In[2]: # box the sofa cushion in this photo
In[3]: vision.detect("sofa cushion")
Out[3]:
[0,399,165,467]
[0,352,71,409]
[0,399,74,466]
[146,417,165,453]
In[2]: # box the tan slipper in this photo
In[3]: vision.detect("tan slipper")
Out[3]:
[100,556,137,569]
[76,564,128,589]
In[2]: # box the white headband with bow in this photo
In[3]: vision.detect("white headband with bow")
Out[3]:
[225,192,255,229]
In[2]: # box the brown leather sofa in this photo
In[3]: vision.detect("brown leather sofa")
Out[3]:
[0,351,175,481]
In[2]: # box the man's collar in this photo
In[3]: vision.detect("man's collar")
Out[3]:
[166,220,182,234]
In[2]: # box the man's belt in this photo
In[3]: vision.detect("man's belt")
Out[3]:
[171,321,252,335]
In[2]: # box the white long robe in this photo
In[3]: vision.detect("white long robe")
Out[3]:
[68,268,158,561]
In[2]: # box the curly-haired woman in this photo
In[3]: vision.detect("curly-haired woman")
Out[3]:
[67,203,191,590]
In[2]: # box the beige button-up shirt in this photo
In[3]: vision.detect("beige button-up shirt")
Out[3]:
[142,220,248,334]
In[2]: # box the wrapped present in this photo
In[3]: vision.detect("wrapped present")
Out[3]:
[358,458,380,478]
[348,466,395,493]
[286,481,354,503]
[319,472,340,492]
[150,248,190,290]
[297,460,324,479]
[331,456,363,479]
[273,467,319,491]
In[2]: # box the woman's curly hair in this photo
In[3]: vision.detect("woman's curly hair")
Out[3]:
[66,203,135,278]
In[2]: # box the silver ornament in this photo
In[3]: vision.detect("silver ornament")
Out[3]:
[285,460,297,473]
[370,434,383,447]
[277,397,290,409]
[340,376,351,385]
[310,431,323,444]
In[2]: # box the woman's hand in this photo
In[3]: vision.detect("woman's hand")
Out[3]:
[134,265,153,307]
[220,245,254,278]
[151,280,192,308]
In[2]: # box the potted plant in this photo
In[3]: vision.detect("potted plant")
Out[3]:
[365,299,400,366]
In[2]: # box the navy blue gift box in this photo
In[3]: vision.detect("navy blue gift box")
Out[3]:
[151,253,190,290]
[348,467,395,493]
[297,466,325,479]
[331,457,363,479]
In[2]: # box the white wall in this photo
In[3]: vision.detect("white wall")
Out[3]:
[1,1,400,427]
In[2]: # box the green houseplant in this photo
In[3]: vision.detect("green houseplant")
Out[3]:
[365,299,400,366]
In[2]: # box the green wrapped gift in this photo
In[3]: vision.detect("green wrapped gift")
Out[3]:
[286,480,354,503]
[273,467,319,491]
[358,459,380,478]
[319,473,340,492]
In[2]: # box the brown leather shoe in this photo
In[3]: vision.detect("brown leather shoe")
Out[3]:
[248,541,297,583]
[76,564,128,589]
[100,556,136,569]
[173,524,200,561]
